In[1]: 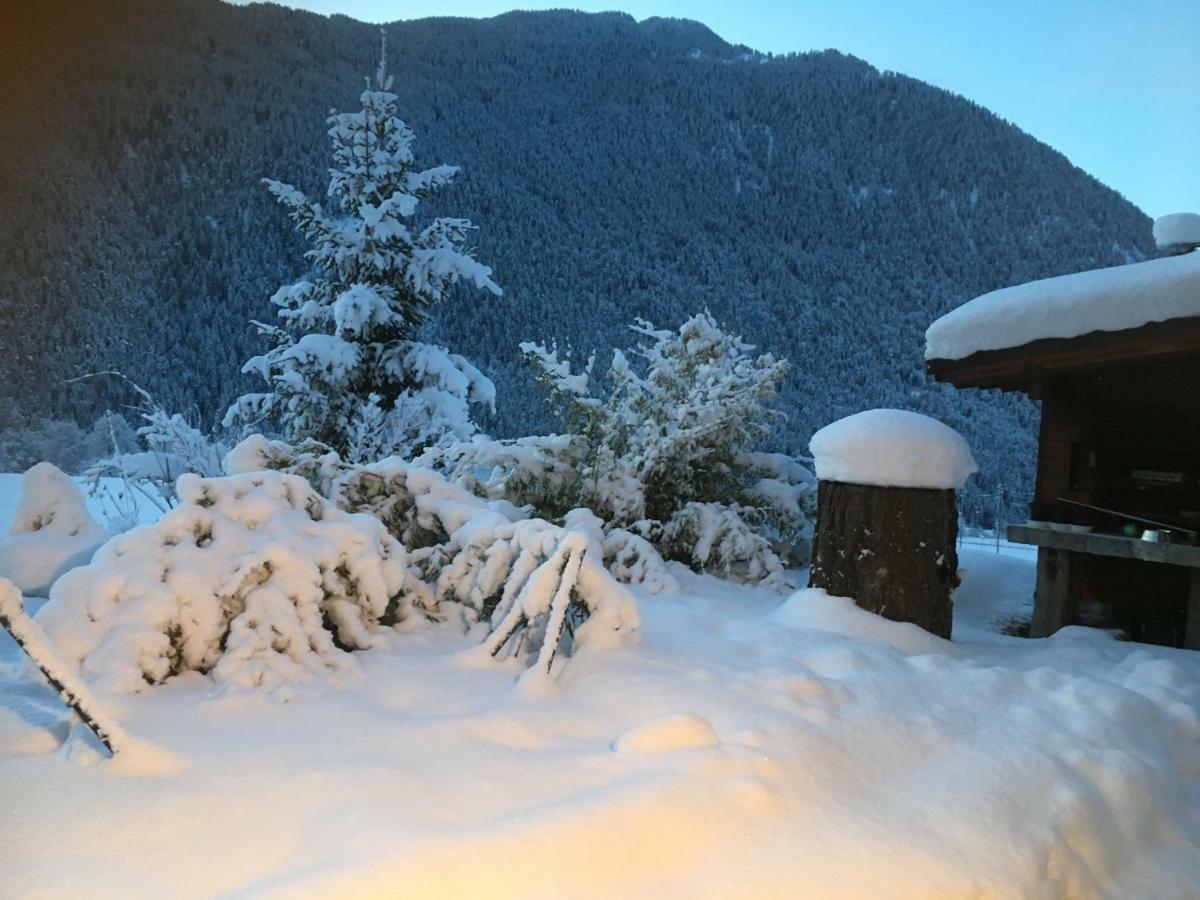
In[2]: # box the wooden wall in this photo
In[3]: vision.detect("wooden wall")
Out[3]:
[1033,357,1200,528]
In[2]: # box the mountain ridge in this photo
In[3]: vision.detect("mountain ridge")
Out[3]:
[0,0,1154,518]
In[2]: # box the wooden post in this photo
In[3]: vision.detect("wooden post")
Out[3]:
[1186,568,1200,651]
[1030,547,1072,638]
[808,480,959,639]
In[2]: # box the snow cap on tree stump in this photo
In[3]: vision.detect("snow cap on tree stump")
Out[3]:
[809,409,977,491]
[807,410,975,639]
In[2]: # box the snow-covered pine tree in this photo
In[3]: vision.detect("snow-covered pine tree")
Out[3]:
[224,33,501,462]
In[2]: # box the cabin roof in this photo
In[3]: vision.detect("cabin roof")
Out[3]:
[925,250,1200,393]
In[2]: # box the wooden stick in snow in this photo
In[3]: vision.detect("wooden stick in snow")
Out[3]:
[0,578,124,755]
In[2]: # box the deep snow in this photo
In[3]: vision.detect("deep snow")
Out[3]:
[1,485,1198,898]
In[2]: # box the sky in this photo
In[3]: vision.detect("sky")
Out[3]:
[249,0,1198,217]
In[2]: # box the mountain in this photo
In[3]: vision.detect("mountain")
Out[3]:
[0,0,1154,519]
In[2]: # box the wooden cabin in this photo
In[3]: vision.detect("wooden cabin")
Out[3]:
[926,241,1200,649]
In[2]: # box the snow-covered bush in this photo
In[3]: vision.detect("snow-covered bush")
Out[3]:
[36,471,420,695]
[0,463,109,596]
[224,41,501,461]
[416,433,586,518]
[226,437,653,676]
[738,450,819,565]
[439,313,813,586]
[477,509,641,679]
[658,502,787,589]
[86,380,227,508]
[522,313,790,523]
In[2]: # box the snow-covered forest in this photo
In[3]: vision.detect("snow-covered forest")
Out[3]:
[0,0,1157,523]
[2,2,1198,897]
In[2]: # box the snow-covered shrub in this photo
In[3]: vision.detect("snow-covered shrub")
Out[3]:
[225,437,652,677]
[0,463,109,596]
[522,313,789,522]
[86,380,227,508]
[478,509,641,679]
[417,433,586,518]
[738,450,819,566]
[224,40,501,461]
[659,502,787,589]
[35,471,421,695]
[494,313,811,586]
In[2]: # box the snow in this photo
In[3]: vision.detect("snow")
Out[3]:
[1154,212,1200,250]
[1,462,1197,896]
[926,249,1200,361]
[2,528,1199,896]
[332,282,393,336]
[809,409,978,490]
[775,588,951,654]
[613,711,720,754]
[0,464,108,595]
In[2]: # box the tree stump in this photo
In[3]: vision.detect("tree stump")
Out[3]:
[808,480,959,638]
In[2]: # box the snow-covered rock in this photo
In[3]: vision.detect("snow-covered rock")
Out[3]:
[0,463,108,596]
[1153,212,1200,250]
[809,409,977,490]
[925,249,1200,361]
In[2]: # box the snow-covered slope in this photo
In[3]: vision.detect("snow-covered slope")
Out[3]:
[1,549,1197,898]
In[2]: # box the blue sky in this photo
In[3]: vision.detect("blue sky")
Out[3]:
[251,0,1198,217]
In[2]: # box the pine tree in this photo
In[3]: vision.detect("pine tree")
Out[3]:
[224,33,501,461]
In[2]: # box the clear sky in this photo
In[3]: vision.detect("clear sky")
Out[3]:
[250,0,1198,217]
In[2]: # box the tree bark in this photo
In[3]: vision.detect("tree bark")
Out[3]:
[808,480,959,639]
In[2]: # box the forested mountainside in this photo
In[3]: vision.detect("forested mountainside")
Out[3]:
[0,0,1154,518]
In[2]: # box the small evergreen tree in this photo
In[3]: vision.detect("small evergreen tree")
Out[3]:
[501,312,816,585]
[224,34,501,461]
[521,313,791,524]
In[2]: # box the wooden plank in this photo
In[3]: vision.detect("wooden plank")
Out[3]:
[1008,524,1200,568]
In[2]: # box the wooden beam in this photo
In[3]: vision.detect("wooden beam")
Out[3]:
[1031,547,1071,638]
[1008,524,1200,568]
[1187,570,1200,651]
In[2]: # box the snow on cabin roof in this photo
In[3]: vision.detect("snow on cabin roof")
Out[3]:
[925,249,1200,362]
[809,408,977,490]
[1154,212,1200,250]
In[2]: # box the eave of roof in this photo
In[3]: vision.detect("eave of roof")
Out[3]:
[926,315,1200,394]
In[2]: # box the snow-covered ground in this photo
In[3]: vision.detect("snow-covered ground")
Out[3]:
[1,480,1198,897]
[2,572,1198,896]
